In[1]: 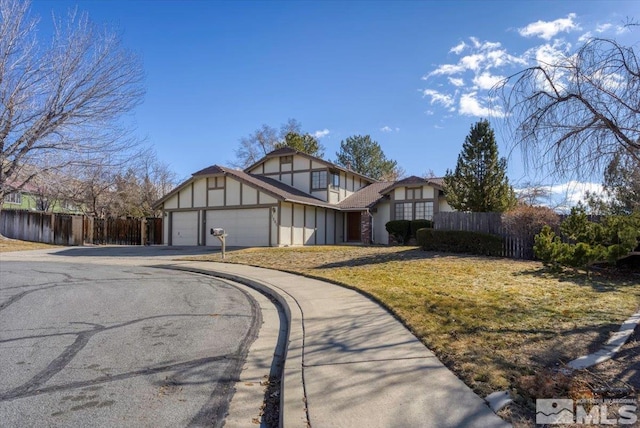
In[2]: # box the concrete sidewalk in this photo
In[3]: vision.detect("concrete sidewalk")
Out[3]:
[2,247,510,427]
[179,261,510,428]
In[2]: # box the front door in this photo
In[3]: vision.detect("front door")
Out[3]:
[347,212,361,242]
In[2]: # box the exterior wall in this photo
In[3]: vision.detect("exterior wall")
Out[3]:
[316,208,326,245]
[390,185,442,221]
[242,185,258,205]
[279,202,292,246]
[439,199,455,212]
[178,186,192,208]
[248,153,374,205]
[335,210,344,243]
[373,200,390,245]
[292,204,304,245]
[225,178,241,206]
[326,210,335,244]
[208,189,224,206]
[304,206,316,245]
[193,178,207,207]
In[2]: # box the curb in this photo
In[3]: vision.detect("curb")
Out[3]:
[164,265,308,428]
[568,311,640,370]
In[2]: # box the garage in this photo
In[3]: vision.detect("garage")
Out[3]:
[205,208,269,247]
[171,211,199,245]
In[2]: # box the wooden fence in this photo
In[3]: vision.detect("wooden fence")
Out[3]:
[1,209,162,246]
[0,210,84,245]
[433,211,535,259]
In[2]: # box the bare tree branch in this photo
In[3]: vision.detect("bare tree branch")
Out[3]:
[0,0,145,209]
[494,37,640,179]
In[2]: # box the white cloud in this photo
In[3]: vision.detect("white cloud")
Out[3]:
[450,41,466,54]
[380,126,400,133]
[459,92,506,117]
[425,110,435,116]
[578,31,592,42]
[423,89,455,107]
[313,129,330,139]
[460,53,485,70]
[448,77,465,87]
[519,13,579,40]
[425,63,466,77]
[472,72,505,90]
[546,181,604,209]
[595,23,612,33]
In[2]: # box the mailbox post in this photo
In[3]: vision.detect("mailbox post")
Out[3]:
[210,228,228,259]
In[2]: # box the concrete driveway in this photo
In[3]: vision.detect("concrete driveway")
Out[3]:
[0,259,277,427]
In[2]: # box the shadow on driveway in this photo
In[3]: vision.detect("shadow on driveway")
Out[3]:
[49,245,241,259]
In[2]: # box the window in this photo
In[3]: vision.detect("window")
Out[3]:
[311,171,327,190]
[394,202,413,220]
[406,188,422,200]
[415,202,434,220]
[280,155,293,164]
[5,192,22,204]
[331,172,340,187]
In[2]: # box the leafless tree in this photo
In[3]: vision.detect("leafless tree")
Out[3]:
[495,36,640,179]
[233,118,302,168]
[0,0,145,211]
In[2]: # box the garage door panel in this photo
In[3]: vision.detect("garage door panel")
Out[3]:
[206,209,269,247]
[172,212,198,246]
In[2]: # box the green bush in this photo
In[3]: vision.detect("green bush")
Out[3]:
[417,228,503,256]
[385,220,411,244]
[534,207,640,270]
[410,219,433,237]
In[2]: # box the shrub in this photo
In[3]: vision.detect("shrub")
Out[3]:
[385,220,411,244]
[410,219,433,237]
[534,207,640,270]
[417,228,503,256]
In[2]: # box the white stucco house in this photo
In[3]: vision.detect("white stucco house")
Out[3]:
[153,148,454,247]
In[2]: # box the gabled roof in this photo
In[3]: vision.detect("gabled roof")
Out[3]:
[245,148,379,184]
[336,182,393,210]
[153,164,336,210]
[382,175,445,192]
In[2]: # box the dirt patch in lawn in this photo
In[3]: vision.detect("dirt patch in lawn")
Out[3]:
[183,246,640,426]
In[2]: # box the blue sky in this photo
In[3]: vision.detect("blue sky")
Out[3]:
[31,0,639,206]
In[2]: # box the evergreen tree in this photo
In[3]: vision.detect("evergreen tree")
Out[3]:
[335,135,400,180]
[275,132,325,158]
[444,120,516,212]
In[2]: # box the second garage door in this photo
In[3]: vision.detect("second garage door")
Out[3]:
[206,208,269,247]
[172,211,199,246]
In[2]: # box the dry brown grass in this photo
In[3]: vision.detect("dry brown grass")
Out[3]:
[0,237,60,252]
[184,245,640,423]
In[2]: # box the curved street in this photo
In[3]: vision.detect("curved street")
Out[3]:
[0,261,261,428]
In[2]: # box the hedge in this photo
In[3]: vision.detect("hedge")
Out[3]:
[385,220,411,244]
[385,220,435,245]
[416,228,503,256]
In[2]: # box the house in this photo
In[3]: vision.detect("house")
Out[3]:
[153,148,454,247]
[2,178,83,214]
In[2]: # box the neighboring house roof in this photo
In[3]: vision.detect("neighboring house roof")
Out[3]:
[337,182,393,210]
[245,147,379,184]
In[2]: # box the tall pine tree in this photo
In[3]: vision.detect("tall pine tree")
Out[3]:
[444,120,516,212]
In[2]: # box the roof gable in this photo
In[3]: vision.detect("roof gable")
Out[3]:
[244,148,379,184]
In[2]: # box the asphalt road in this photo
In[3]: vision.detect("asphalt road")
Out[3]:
[0,261,261,428]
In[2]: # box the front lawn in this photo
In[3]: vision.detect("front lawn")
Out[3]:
[185,246,640,424]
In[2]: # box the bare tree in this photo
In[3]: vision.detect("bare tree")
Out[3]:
[495,36,640,179]
[233,119,303,168]
[0,0,145,211]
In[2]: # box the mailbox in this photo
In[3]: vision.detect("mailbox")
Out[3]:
[211,228,225,236]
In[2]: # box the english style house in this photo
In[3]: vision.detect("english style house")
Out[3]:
[153,148,454,247]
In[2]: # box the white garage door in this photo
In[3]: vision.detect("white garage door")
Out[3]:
[172,211,198,246]
[206,209,269,247]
